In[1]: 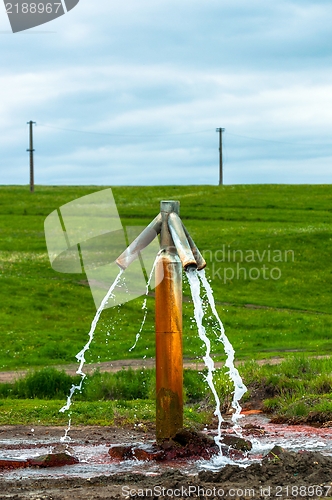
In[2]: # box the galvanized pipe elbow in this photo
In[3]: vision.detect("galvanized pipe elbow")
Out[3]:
[167,212,197,271]
[181,222,206,271]
[116,213,162,270]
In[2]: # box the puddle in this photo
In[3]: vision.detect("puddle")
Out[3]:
[1,415,332,480]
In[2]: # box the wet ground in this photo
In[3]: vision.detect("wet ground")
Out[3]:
[0,415,332,499]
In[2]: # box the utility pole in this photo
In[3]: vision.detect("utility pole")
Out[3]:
[216,127,225,185]
[27,121,36,193]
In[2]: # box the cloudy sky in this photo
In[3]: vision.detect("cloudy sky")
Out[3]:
[1,0,332,185]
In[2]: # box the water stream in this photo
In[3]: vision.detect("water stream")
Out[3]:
[186,268,224,451]
[59,269,124,441]
[198,269,247,424]
[129,256,158,352]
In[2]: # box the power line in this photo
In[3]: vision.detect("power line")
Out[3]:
[38,123,213,138]
[225,131,303,146]
[36,123,331,150]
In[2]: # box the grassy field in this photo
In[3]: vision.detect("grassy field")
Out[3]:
[0,184,331,372]
[0,358,331,425]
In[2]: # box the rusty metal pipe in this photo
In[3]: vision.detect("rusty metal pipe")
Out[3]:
[116,213,162,270]
[155,201,184,441]
[168,212,197,270]
[155,247,183,442]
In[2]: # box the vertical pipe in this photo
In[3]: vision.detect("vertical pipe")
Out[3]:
[155,201,183,441]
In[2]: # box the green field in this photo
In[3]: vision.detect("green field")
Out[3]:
[0,184,331,371]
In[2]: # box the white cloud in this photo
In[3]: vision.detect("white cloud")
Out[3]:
[1,0,332,184]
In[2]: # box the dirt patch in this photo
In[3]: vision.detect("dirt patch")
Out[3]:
[0,452,332,499]
[0,424,145,445]
[0,356,321,383]
[0,425,332,499]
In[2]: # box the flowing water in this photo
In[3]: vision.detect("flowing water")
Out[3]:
[59,269,124,441]
[185,268,225,451]
[186,267,247,451]
[129,256,158,352]
[198,269,247,423]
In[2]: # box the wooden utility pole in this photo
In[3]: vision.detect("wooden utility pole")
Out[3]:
[216,127,225,185]
[27,121,36,193]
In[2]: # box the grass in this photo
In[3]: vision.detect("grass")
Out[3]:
[0,398,209,427]
[0,184,331,371]
[0,367,210,405]
[0,367,213,426]
[242,356,332,421]
[0,356,331,426]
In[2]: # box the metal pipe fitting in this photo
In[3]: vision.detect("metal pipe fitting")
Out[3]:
[181,222,206,271]
[160,200,180,216]
[168,212,197,270]
[116,213,162,270]
[159,200,178,251]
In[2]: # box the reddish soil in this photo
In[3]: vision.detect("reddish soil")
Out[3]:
[0,424,331,499]
[0,360,332,498]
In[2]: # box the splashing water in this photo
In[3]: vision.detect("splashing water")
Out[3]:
[186,267,247,450]
[186,267,224,451]
[59,269,124,440]
[129,298,148,352]
[198,268,247,424]
[129,255,158,352]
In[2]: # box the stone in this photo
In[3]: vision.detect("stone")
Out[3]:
[0,458,28,469]
[108,445,134,460]
[108,428,222,463]
[222,435,252,451]
[28,452,79,468]
[132,448,164,461]
[263,445,285,461]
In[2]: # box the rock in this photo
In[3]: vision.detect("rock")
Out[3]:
[173,429,194,446]
[263,445,285,461]
[52,444,75,455]
[0,458,28,469]
[160,439,177,450]
[242,423,266,436]
[132,448,164,461]
[109,428,221,463]
[220,446,247,460]
[108,445,134,460]
[222,435,252,451]
[109,445,165,461]
[28,452,79,468]
[173,429,215,447]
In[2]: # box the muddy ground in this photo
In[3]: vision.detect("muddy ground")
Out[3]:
[0,425,331,499]
[0,358,331,499]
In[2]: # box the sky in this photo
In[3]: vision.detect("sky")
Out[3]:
[1,0,332,186]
